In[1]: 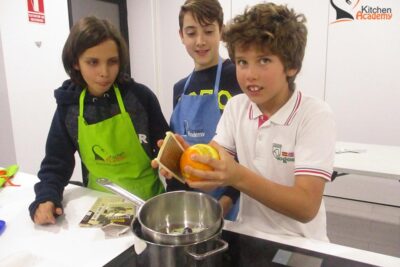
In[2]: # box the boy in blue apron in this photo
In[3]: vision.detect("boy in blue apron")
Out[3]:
[29,16,169,225]
[168,0,242,220]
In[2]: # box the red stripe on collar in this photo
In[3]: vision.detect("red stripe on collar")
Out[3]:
[285,91,302,125]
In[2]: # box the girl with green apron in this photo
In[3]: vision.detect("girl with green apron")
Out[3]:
[78,85,164,200]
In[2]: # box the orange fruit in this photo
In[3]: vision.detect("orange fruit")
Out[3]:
[180,144,220,181]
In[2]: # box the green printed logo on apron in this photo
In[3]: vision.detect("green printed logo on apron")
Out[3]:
[78,85,164,200]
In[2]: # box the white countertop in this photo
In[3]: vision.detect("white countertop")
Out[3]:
[1,172,399,267]
[335,142,400,180]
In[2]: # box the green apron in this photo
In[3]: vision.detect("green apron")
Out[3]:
[78,85,164,200]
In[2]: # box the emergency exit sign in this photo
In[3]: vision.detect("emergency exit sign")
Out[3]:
[27,0,45,24]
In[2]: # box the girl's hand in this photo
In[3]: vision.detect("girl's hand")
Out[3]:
[185,141,240,190]
[33,201,63,225]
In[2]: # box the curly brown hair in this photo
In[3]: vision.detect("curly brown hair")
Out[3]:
[179,0,224,30]
[62,16,129,87]
[222,3,307,90]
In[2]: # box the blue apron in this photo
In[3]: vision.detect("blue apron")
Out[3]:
[170,58,239,220]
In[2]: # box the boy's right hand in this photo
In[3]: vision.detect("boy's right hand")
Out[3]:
[33,201,63,225]
[185,141,240,189]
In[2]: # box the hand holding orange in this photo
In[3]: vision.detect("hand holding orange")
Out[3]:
[180,144,220,181]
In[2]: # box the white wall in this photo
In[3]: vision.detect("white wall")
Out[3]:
[128,0,164,108]
[325,1,400,146]
[0,0,70,174]
[0,29,17,167]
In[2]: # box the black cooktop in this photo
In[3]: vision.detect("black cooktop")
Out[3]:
[104,230,377,267]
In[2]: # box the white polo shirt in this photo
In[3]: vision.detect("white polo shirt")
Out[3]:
[214,91,336,241]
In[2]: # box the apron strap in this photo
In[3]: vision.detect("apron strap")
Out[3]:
[113,84,126,113]
[79,89,86,116]
[183,73,193,94]
[213,57,223,95]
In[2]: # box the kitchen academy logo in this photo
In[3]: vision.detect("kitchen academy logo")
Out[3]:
[330,0,393,24]
[92,145,126,164]
[272,143,294,164]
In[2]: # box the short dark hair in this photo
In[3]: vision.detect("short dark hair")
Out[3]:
[62,16,129,87]
[223,3,307,90]
[179,0,224,31]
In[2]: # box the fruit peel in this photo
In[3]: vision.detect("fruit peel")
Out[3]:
[180,144,219,181]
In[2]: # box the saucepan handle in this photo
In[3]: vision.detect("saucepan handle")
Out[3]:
[186,238,229,260]
[96,178,146,207]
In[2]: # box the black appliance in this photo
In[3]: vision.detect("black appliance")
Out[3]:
[104,230,377,267]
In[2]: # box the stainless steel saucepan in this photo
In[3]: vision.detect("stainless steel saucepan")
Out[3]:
[96,178,223,245]
[131,217,228,267]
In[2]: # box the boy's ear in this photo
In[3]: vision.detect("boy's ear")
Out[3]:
[286,68,298,77]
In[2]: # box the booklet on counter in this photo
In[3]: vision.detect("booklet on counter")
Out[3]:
[155,131,185,183]
[79,195,136,227]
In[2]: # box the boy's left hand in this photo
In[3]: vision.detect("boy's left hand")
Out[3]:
[185,141,239,190]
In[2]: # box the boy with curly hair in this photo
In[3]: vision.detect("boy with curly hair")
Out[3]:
[183,3,336,241]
